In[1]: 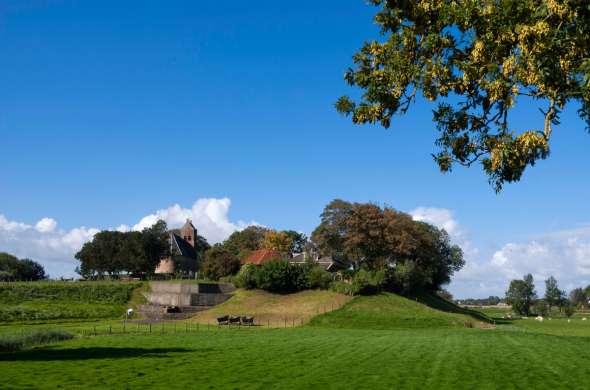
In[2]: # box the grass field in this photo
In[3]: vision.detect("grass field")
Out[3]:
[0,281,141,323]
[2,290,590,389]
[189,289,352,327]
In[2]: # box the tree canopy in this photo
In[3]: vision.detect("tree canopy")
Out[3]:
[311,199,464,292]
[337,0,590,191]
[0,253,47,281]
[75,220,170,279]
[506,274,537,316]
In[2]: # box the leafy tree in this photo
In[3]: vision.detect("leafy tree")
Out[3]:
[311,199,354,259]
[140,220,170,275]
[15,259,47,281]
[0,253,46,281]
[201,245,241,281]
[254,260,309,293]
[506,274,537,316]
[562,300,576,318]
[337,1,590,191]
[261,230,294,254]
[534,300,549,317]
[570,288,587,308]
[222,226,269,259]
[283,230,308,255]
[311,199,464,292]
[544,276,565,313]
[75,220,170,278]
[0,253,20,281]
[437,289,454,302]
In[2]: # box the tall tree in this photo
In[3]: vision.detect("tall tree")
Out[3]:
[506,274,537,316]
[0,253,47,281]
[544,276,565,313]
[311,199,464,292]
[283,230,308,255]
[337,1,590,191]
[223,226,269,259]
[261,231,294,254]
[141,220,170,275]
[201,245,241,281]
[569,288,587,308]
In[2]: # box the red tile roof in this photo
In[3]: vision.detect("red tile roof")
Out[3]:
[242,249,284,265]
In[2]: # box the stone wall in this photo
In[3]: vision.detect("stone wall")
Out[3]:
[144,282,234,307]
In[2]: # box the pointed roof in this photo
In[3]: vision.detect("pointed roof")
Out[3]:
[242,249,284,265]
[171,234,197,259]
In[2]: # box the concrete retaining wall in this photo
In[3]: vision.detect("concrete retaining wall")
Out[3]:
[144,282,234,307]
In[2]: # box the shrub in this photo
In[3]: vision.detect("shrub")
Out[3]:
[233,265,259,290]
[351,269,386,295]
[330,281,358,296]
[534,300,549,317]
[309,266,333,290]
[256,261,309,293]
[562,301,576,318]
[201,246,241,281]
[0,329,73,352]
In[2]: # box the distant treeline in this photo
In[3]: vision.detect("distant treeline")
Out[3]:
[457,296,503,306]
[0,253,46,282]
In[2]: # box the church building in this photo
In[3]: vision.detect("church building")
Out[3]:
[155,219,198,274]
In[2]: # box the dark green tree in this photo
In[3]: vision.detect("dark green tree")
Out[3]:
[506,274,537,316]
[570,287,588,308]
[311,199,464,292]
[15,259,47,281]
[562,300,576,318]
[337,0,590,191]
[222,226,269,259]
[283,230,308,255]
[544,276,565,313]
[201,245,241,281]
[140,220,170,276]
[0,253,47,281]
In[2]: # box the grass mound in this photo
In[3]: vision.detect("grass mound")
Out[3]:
[0,281,141,322]
[0,329,73,352]
[189,289,352,326]
[310,292,488,330]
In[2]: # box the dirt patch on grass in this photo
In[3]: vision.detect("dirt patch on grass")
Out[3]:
[188,289,351,327]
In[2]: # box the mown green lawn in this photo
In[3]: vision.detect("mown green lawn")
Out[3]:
[2,293,590,389]
[2,326,590,390]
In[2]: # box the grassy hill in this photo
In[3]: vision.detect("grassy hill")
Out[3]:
[189,289,352,326]
[310,292,492,330]
[0,281,142,323]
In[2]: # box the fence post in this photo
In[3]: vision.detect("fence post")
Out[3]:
[109,325,112,334]
[284,318,287,328]
[149,323,152,333]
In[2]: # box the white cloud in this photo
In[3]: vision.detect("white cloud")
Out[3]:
[132,197,257,244]
[0,198,257,278]
[409,207,590,298]
[409,207,478,258]
[35,217,57,233]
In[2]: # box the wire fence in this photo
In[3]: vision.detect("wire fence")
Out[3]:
[79,318,309,337]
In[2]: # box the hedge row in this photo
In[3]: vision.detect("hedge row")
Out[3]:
[0,282,140,305]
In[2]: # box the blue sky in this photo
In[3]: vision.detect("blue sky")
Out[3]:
[2,1,590,297]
